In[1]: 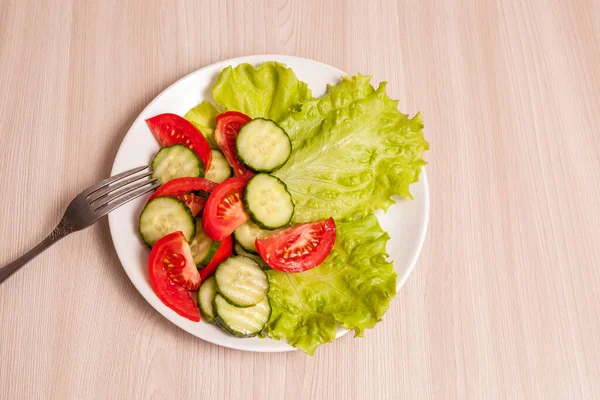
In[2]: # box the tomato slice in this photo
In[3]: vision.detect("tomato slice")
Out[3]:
[202,177,249,241]
[149,231,201,321]
[256,218,336,273]
[215,111,253,179]
[178,193,205,217]
[199,235,233,281]
[146,113,212,171]
[148,177,217,217]
[149,177,218,201]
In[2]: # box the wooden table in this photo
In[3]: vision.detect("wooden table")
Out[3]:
[1,1,599,398]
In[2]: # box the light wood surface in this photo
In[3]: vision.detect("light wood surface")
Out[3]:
[1,0,599,398]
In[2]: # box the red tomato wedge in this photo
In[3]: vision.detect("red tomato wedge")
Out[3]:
[202,177,249,241]
[256,218,336,273]
[148,177,218,217]
[199,235,233,281]
[149,231,201,321]
[149,177,218,201]
[215,111,253,179]
[146,113,212,171]
[177,193,205,217]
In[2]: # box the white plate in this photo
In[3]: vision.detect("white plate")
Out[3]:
[108,55,429,353]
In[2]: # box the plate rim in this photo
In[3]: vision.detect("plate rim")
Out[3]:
[108,54,429,353]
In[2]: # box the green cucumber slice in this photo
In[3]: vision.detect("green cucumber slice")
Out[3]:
[189,218,221,267]
[236,118,291,172]
[243,174,294,229]
[233,221,272,254]
[233,243,270,270]
[198,276,217,322]
[214,256,268,307]
[152,144,203,185]
[138,196,196,247]
[213,294,271,338]
[205,149,232,183]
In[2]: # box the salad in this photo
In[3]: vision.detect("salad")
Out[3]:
[138,62,429,355]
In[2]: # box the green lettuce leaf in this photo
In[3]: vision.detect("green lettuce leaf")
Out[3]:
[273,75,429,223]
[266,214,397,355]
[279,74,375,144]
[212,62,312,122]
[184,100,220,148]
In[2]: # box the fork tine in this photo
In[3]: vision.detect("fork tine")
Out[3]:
[92,177,158,210]
[93,182,161,216]
[88,170,155,203]
[83,166,148,197]
[94,183,160,217]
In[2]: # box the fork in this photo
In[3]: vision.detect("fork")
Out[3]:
[0,166,159,284]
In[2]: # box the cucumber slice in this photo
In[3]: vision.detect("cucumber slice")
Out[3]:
[233,243,270,270]
[189,218,221,267]
[152,144,203,185]
[214,256,268,307]
[198,276,217,322]
[139,196,196,247]
[213,294,271,338]
[233,221,272,254]
[243,174,294,229]
[236,118,291,172]
[205,149,232,184]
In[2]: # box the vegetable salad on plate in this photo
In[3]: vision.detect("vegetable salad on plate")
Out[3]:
[137,61,429,355]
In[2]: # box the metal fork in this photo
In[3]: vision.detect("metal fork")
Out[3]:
[0,166,159,284]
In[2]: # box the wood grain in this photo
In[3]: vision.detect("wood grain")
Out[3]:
[1,0,599,398]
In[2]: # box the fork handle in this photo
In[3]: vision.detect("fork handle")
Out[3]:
[0,218,73,284]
